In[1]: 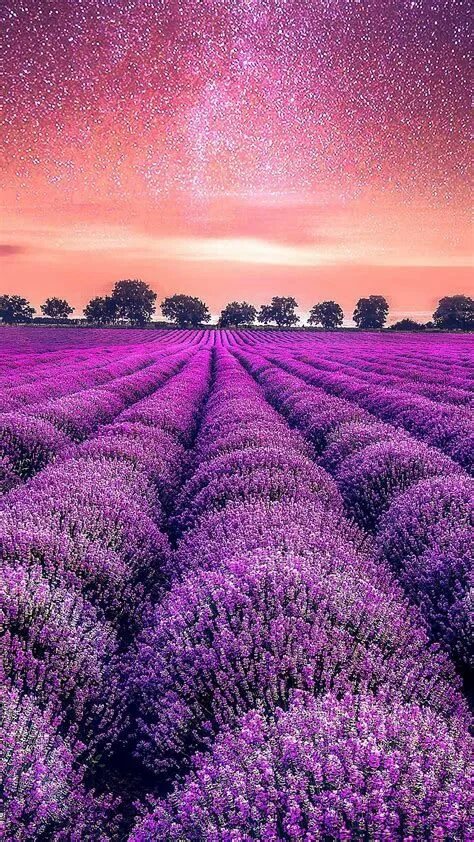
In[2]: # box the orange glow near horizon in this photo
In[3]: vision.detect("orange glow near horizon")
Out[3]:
[1,1,471,321]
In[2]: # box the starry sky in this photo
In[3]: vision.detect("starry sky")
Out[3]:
[1,0,471,320]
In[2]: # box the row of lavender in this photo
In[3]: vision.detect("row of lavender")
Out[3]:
[1,342,212,839]
[128,345,472,839]
[0,326,199,356]
[0,333,205,493]
[239,330,473,381]
[231,344,473,683]
[292,353,473,471]
[235,330,473,407]
[1,328,473,838]
[232,332,474,457]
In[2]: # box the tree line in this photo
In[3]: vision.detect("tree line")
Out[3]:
[1,280,473,331]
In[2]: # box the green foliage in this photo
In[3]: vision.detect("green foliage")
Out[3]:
[83,296,118,325]
[308,301,343,329]
[84,279,156,325]
[390,318,426,332]
[111,279,157,326]
[353,296,389,329]
[40,297,74,319]
[0,295,35,324]
[161,294,211,327]
[219,301,257,327]
[258,296,299,327]
[433,296,473,331]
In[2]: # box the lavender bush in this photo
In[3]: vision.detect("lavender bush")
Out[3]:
[132,690,473,841]
[1,328,472,839]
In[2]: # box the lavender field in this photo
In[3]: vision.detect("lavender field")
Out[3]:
[1,326,473,841]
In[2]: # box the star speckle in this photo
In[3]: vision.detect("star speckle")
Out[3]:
[0,1,471,316]
[1,0,470,203]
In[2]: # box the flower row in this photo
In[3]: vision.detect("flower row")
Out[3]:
[235,348,473,678]
[130,347,473,840]
[1,350,213,840]
[292,352,473,470]
[0,346,196,492]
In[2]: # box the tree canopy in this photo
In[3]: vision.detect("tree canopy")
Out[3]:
[161,294,211,328]
[0,295,35,324]
[433,296,473,331]
[83,279,156,325]
[219,301,257,327]
[353,296,389,329]
[308,301,343,329]
[390,318,426,332]
[111,279,157,326]
[40,297,74,319]
[6,287,474,333]
[83,296,118,325]
[258,297,299,327]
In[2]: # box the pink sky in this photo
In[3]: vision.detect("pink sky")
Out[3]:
[1,0,471,320]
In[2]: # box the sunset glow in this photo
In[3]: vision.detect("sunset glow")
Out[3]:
[1,0,471,318]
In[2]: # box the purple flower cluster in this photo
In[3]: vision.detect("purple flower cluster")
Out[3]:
[131,344,472,839]
[320,419,401,474]
[1,561,118,746]
[0,349,192,490]
[133,690,473,841]
[336,439,463,531]
[1,328,472,839]
[132,549,467,774]
[297,341,473,406]
[298,352,472,471]
[2,687,117,841]
[1,339,213,838]
[0,347,156,412]
[235,347,472,677]
[0,413,69,486]
[377,475,474,671]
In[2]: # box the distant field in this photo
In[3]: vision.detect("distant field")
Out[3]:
[2,326,473,839]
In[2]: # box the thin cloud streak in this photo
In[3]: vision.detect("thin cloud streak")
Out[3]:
[17,224,472,269]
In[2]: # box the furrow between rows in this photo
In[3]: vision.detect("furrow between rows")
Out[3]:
[0,350,214,840]
[233,347,473,688]
[124,345,472,839]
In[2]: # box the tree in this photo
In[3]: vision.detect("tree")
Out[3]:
[353,296,389,329]
[161,294,211,328]
[433,296,474,331]
[40,297,74,320]
[111,279,157,326]
[257,304,274,325]
[390,318,426,332]
[0,295,35,324]
[308,301,343,329]
[258,296,299,327]
[83,296,118,325]
[219,301,257,327]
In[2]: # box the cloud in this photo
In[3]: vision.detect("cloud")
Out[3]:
[48,224,472,269]
[0,243,26,256]
[46,226,350,265]
[1,200,471,272]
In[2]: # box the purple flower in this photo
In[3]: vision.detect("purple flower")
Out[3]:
[1,562,119,747]
[0,412,69,480]
[131,552,465,774]
[1,688,117,841]
[336,439,462,531]
[132,690,474,841]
